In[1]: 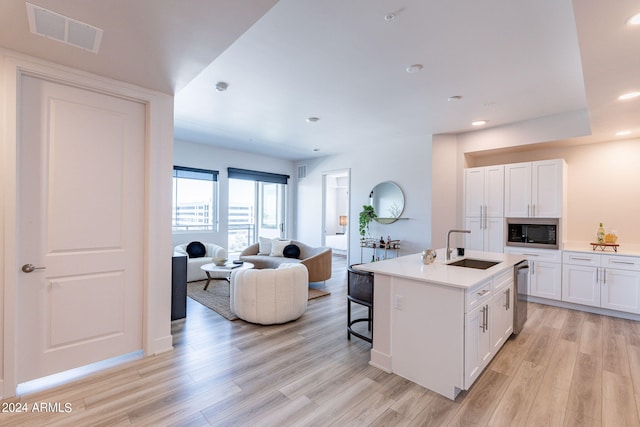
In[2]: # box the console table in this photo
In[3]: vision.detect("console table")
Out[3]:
[360,238,400,263]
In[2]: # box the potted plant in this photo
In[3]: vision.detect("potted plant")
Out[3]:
[359,205,377,238]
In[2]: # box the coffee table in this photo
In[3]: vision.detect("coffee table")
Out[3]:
[200,262,254,290]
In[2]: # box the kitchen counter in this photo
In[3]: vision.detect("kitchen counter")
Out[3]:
[353,249,525,400]
[563,241,640,257]
[354,248,525,289]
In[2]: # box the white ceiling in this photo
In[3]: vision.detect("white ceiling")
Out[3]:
[1,0,638,160]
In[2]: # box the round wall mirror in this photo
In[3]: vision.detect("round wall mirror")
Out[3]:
[369,181,404,224]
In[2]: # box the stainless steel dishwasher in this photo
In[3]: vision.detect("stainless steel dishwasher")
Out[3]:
[513,260,529,334]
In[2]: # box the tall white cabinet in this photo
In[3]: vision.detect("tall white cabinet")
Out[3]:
[504,159,566,218]
[464,165,504,252]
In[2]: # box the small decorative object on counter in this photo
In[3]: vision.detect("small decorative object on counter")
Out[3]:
[597,222,605,243]
[605,230,618,244]
[422,249,437,264]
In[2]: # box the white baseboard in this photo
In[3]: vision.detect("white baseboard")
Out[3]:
[528,296,640,321]
[369,349,392,373]
[148,335,173,355]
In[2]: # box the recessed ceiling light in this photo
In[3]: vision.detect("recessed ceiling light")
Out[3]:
[384,13,396,21]
[448,96,462,102]
[306,117,320,123]
[406,64,423,73]
[215,82,228,92]
[618,91,640,100]
[616,130,632,136]
[627,12,640,26]
[312,148,320,152]
[472,120,488,126]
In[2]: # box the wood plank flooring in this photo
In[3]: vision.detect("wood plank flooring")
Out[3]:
[2,255,640,426]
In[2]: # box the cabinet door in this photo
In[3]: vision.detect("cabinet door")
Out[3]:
[492,285,513,352]
[530,261,562,301]
[562,264,600,307]
[465,168,485,218]
[602,269,640,313]
[485,217,504,253]
[504,163,531,217]
[464,304,491,388]
[465,217,485,252]
[531,160,563,218]
[485,165,504,217]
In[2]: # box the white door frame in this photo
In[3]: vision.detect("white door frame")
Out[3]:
[0,51,174,398]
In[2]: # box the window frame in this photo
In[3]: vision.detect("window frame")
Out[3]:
[172,166,219,232]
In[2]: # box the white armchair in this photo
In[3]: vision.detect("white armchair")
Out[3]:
[174,242,227,282]
[230,263,308,325]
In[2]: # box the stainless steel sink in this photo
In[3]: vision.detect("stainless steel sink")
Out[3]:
[447,258,501,270]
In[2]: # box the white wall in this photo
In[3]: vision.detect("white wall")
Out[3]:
[296,137,432,265]
[173,139,297,249]
[431,134,461,248]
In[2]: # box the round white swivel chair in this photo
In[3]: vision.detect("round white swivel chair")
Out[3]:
[230,263,308,325]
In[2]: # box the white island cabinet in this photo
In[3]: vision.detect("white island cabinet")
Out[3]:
[354,250,524,400]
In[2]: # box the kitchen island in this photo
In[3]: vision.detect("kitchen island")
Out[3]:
[354,249,525,400]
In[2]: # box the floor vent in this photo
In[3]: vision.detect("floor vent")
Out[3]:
[297,165,307,179]
[26,2,103,53]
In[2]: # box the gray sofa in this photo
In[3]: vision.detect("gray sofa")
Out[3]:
[239,240,332,283]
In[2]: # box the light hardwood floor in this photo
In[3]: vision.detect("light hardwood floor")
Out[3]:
[2,255,640,426]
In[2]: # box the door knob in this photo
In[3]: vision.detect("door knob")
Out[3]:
[21,264,46,273]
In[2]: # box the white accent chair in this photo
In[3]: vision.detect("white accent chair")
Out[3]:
[230,263,308,325]
[174,242,227,282]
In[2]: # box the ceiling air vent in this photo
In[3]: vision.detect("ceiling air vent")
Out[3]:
[297,165,307,179]
[26,2,103,53]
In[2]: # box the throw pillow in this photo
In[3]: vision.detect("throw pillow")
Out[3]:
[283,244,301,259]
[186,241,206,258]
[258,236,272,255]
[270,239,291,257]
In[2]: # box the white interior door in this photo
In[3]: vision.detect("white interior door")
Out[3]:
[16,75,145,384]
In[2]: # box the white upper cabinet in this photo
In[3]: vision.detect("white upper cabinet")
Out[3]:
[504,159,565,218]
[464,165,504,218]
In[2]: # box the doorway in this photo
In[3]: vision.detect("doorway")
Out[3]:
[1,55,174,399]
[323,170,350,258]
[15,75,145,386]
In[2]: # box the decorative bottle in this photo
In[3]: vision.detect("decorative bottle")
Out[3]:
[597,222,605,243]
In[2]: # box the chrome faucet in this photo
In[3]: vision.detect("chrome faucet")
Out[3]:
[446,229,471,261]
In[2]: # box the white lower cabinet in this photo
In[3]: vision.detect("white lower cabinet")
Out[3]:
[530,260,562,300]
[492,277,514,352]
[562,252,640,314]
[562,261,600,307]
[505,247,562,300]
[464,271,514,389]
[602,268,640,313]
[464,302,491,388]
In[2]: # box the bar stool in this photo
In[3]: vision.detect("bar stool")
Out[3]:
[347,265,374,343]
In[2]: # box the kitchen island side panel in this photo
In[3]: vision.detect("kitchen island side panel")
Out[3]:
[390,277,465,400]
[370,273,393,372]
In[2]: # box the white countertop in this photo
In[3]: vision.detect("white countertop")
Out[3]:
[563,241,640,257]
[353,249,526,289]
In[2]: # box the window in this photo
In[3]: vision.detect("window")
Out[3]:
[227,168,288,254]
[172,166,218,231]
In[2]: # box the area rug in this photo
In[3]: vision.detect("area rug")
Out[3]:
[187,280,330,321]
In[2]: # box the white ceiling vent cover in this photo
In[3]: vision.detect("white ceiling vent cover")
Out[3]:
[26,2,103,53]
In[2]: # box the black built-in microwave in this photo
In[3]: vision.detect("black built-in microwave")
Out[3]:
[506,218,559,249]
